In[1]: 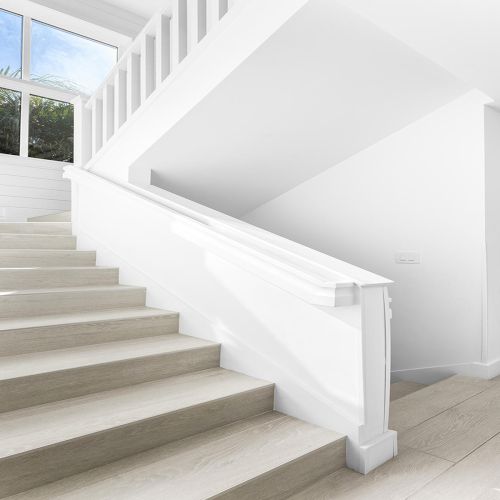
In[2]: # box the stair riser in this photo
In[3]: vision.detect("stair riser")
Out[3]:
[0,235,76,250]
[0,223,71,235]
[0,288,146,319]
[0,346,221,412]
[219,440,346,500]
[0,268,118,290]
[0,314,179,356]
[0,251,96,267]
[0,386,274,497]
[28,212,71,222]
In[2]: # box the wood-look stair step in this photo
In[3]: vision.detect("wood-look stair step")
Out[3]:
[0,249,95,267]
[6,412,345,500]
[0,234,76,250]
[0,223,71,235]
[0,335,220,412]
[28,212,71,223]
[0,266,119,290]
[0,368,274,497]
[0,307,179,356]
[0,285,146,318]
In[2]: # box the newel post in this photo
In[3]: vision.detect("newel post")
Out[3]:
[347,285,397,473]
[72,95,92,168]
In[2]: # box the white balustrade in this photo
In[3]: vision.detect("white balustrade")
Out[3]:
[74,0,237,169]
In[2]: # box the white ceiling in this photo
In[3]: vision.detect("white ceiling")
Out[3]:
[336,0,500,104]
[95,0,168,20]
[139,0,469,216]
[28,0,164,37]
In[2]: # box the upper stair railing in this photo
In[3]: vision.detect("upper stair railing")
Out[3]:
[73,0,238,168]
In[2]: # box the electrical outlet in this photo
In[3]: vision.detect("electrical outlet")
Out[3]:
[395,252,420,264]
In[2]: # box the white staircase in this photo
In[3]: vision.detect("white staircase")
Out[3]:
[0,218,345,498]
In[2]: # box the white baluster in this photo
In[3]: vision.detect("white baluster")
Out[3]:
[141,34,156,103]
[102,83,115,143]
[114,69,127,129]
[207,0,227,31]
[91,97,103,156]
[171,0,188,68]
[126,52,141,118]
[188,0,207,53]
[156,14,171,87]
[73,96,91,167]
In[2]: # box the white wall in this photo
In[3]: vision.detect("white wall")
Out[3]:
[0,156,71,221]
[484,106,500,367]
[143,0,468,217]
[244,90,491,382]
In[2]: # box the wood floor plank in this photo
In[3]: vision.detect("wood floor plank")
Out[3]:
[390,381,426,401]
[410,432,500,499]
[389,375,493,432]
[288,447,452,500]
[400,406,500,463]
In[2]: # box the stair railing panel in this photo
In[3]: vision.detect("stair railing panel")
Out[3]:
[74,0,237,170]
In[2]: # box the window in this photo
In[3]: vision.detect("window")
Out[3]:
[0,9,23,78]
[31,21,117,94]
[0,8,118,161]
[0,87,21,155]
[29,96,74,162]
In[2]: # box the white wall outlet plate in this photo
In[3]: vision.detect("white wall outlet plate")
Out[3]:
[395,252,420,264]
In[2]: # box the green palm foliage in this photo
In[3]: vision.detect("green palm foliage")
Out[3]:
[0,66,74,161]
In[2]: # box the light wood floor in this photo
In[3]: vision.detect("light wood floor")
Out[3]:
[292,376,500,499]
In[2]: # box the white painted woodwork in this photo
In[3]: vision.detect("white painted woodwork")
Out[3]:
[102,84,115,143]
[126,52,141,118]
[155,14,171,87]
[140,34,156,103]
[113,70,127,130]
[171,0,188,68]
[0,335,220,412]
[66,164,393,473]
[91,98,103,155]
[0,307,179,356]
[188,0,207,52]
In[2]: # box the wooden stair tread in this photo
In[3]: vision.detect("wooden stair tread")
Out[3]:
[0,284,145,296]
[0,334,217,379]
[0,306,177,332]
[0,368,273,459]
[6,412,345,500]
[0,223,72,235]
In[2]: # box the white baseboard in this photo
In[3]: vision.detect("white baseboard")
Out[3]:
[346,430,398,474]
[392,358,500,385]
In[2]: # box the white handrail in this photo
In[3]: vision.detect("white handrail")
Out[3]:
[74,0,236,167]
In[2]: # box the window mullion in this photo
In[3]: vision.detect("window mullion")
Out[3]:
[22,16,31,80]
[19,92,30,157]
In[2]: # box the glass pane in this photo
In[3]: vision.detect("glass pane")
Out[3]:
[0,87,21,155]
[31,20,117,94]
[29,95,74,162]
[0,9,23,78]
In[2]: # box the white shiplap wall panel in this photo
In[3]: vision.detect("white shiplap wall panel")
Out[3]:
[0,155,71,221]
